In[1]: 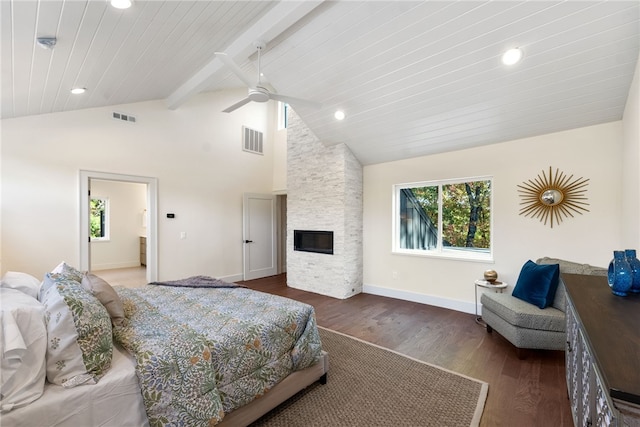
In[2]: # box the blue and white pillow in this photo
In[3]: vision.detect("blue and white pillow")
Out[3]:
[39,273,112,387]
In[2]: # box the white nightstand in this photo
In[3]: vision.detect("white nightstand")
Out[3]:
[474,279,508,326]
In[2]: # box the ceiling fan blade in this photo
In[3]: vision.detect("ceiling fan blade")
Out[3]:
[215,52,254,88]
[269,93,322,109]
[222,97,252,113]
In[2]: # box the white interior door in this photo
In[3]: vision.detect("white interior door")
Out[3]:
[243,193,277,280]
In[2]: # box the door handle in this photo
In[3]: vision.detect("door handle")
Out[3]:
[244,240,253,243]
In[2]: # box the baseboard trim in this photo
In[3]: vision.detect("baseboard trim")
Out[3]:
[90,261,142,270]
[363,284,475,315]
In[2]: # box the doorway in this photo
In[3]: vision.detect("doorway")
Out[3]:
[79,171,158,282]
[241,193,288,280]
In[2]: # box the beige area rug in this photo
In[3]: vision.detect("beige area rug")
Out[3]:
[252,327,488,427]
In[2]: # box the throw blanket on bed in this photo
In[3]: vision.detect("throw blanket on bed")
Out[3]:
[114,285,322,427]
[149,275,246,289]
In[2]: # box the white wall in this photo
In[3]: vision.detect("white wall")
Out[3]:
[622,56,640,249]
[1,88,275,281]
[363,121,624,313]
[90,180,146,270]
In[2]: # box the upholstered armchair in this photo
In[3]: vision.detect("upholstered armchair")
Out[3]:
[481,257,606,358]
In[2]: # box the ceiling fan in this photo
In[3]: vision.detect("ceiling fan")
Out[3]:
[216,42,321,113]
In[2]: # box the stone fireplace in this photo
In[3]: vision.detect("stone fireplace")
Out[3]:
[286,110,363,299]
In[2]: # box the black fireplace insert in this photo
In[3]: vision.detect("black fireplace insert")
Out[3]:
[294,230,333,255]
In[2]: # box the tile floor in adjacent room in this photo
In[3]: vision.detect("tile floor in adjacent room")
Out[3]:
[93,267,147,288]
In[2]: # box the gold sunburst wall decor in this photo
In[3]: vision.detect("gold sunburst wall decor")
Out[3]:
[517,166,590,228]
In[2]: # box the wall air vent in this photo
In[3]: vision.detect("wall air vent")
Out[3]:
[112,111,136,123]
[242,126,264,155]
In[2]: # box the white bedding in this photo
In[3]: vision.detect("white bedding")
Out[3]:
[1,344,149,427]
[0,288,47,411]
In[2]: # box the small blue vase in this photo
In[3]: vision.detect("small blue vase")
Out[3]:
[625,249,640,293]
[608,251,633,296]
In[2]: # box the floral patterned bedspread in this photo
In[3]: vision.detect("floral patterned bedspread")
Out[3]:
[114,284,322,427]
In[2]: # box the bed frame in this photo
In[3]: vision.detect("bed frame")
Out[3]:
[218,351,329,426]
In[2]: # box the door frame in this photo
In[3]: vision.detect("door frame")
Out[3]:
[276,194,287,274]
[79,170,158,282]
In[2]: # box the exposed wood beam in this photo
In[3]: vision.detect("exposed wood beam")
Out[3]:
[166,0,324,110]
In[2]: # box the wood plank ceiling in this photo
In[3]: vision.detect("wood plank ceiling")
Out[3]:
[2,0,639,165]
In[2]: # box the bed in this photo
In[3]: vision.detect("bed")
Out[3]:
[0,266,328,426]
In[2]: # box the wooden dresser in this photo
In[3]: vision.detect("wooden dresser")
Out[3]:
[563,273,640,427]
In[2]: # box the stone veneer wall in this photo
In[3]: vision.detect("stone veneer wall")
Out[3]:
[286,110,363,299]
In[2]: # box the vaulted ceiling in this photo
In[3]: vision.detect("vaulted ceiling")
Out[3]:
[2,1,639,165]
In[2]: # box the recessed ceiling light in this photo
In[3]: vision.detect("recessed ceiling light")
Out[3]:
[502,48,523,66]
[110,0,132,9]
[334,110,345,120]
[71,87,86,95]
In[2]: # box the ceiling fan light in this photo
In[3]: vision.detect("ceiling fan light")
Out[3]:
[334,110,345,120]
[71,87,86,94]
[110,0,132,9]
[502,47,523,65]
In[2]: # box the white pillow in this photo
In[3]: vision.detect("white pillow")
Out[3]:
[1,272,41,299]
[0,288,47,412]
[39,273,113,388]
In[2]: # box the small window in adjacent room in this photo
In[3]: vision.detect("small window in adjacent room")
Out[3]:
[90,197,110,241]
[393,177,492,260]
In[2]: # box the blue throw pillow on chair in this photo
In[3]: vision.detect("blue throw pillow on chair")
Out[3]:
[512,260,560,309]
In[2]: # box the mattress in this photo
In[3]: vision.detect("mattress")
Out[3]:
[1,344,149,427]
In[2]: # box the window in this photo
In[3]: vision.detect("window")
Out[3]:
[277,102,289,130]
[393,177,492,260]
[90,197,110,241]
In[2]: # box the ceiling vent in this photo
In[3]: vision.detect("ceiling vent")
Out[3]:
[242,126,263,155]
[36,37,57,50]
[112,111,136,123]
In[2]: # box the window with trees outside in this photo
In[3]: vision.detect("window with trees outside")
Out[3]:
[393,177,492,260]
[90,198,109,241]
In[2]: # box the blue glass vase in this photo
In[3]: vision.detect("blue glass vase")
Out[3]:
[625,249,640,293]
[608,251,633,296]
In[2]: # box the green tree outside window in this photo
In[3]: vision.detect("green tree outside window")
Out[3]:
[90,198,109,240]
[395,178,492,259]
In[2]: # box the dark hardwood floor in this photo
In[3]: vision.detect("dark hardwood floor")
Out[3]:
[239,274,572,427]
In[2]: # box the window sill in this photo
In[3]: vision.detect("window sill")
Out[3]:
[392,248,493,263]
